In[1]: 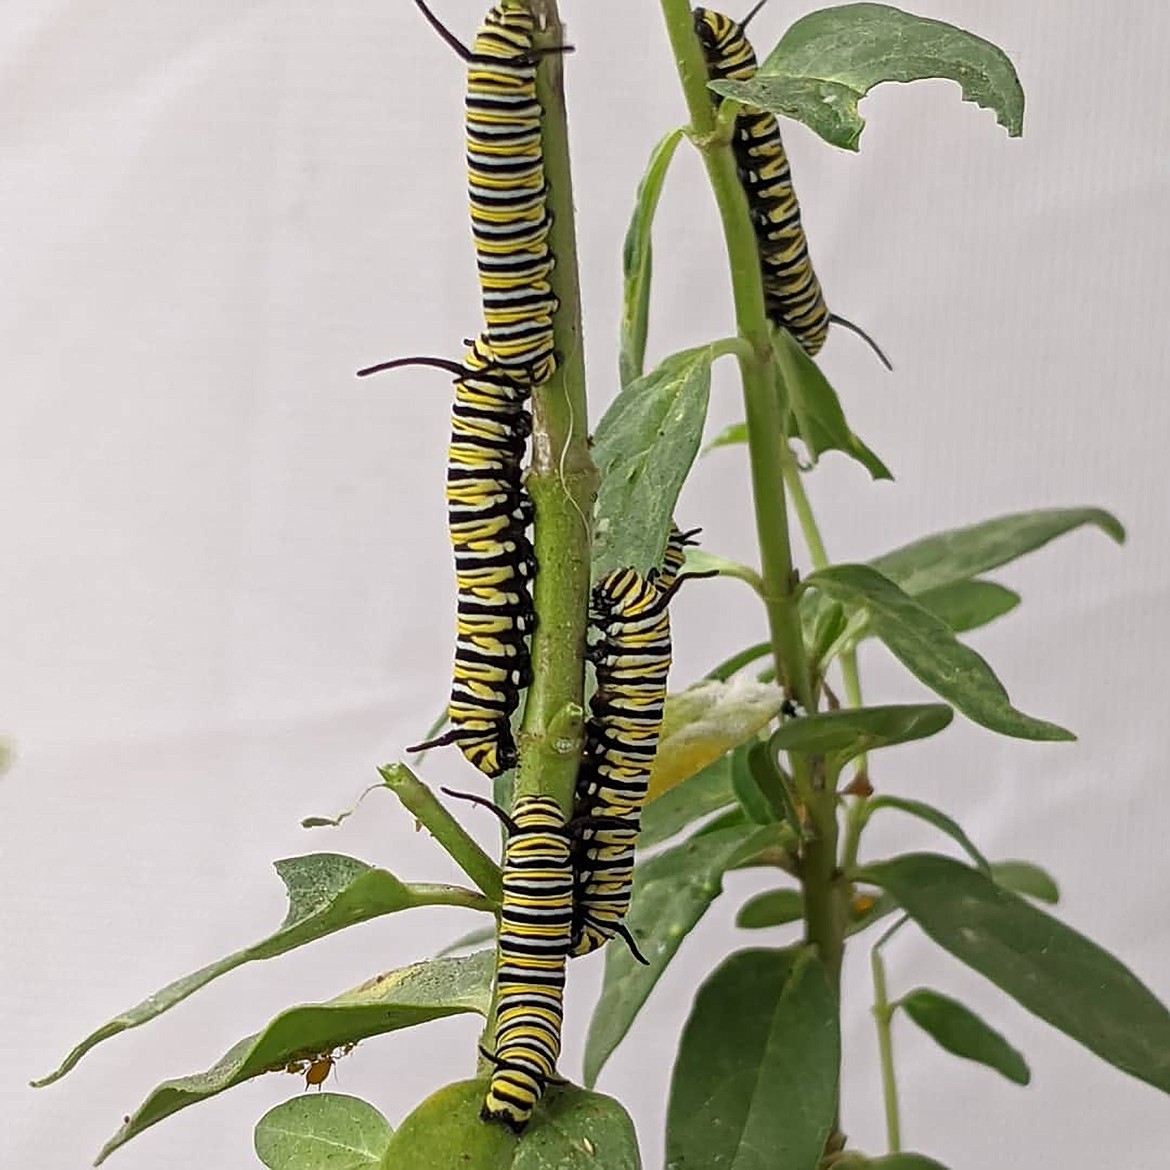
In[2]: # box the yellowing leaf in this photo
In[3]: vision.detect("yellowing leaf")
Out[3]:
[649,677,788,801]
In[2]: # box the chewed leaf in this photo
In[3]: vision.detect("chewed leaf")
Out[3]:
[649,677,789,801]
[711,3,1025,151]
[95,951,494,1164]
[254,1093,392,1170]
[35,855,480,1086]
[593,346,715,578]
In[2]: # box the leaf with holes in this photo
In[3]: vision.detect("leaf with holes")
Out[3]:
[710,3,1024,151]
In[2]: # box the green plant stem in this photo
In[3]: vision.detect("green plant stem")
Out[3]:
[378,764,502,903]
[515,0,598,816]
[871,919,907,1153]
[659,0,844,1147]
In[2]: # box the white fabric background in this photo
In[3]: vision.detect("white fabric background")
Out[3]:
[3,1,1169,1166]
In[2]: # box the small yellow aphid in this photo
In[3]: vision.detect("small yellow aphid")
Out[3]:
[283,1042,358,1090]
[851,893,877,916]
[303,1055,335,1090]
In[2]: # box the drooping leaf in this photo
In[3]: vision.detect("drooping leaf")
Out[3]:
[34,854,487,1086]
[807,565,1073,741]
[583,825,776,1086]
[774,330,892,480]
[621,128,686,388]
[434,923,498,958]
[732,742,782,826]
[990,860,1060,905]
[379,1078,641,1169]
[702,420,748,454]
[864,795,990,874]
[640,749,738,850]
[94,952,495,1164]
[593,346,715,578]
[861,854,1170,1094]
[666,947,838,1170]
[900,988,1030,1085]
[870,507,1125,598]
[705,641,772,682]
[769,703,953,766]
[737,889,805,929]
[914,578,1021,634]
[255,1093,392,1170]
[649,677,789,801]
[709,3,1024,151]
[681,547,764,593]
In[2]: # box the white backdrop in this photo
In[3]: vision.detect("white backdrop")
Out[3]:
[3,1,1169,1166]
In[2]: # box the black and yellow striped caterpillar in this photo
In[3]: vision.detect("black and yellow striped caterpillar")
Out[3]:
[358,336,534,778]
[693,4,890,369]
[570,529,713,961]
[414,0,562,385]
[444,789,571,1132]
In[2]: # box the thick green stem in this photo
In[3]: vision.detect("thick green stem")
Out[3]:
[514,0,597,816]
[659,0,845,1148]
[379,764,502,903]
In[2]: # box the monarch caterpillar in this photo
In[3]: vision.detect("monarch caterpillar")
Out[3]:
[413,0,564,385]
[443,788,571,1132]
[693,5,891,369]
[570,543,715,960]
[357,336,535,778]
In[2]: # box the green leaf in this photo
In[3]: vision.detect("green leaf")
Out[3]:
[255,1093,392,1170]
[774,330,892,480]
[870,507,1125,598]
[702,420,748,454]
[681,547,763,593]
[583,824,775,1086]
[94,951,495,1164]
[666,947,838,1170]
[379,1079,641,1169]
[769,703,953,766]
[807,564,1073,741]
[649,678,789,801]
[864,795,989,874]
[34,854,482,1086]
[991,860,1060,905]
[640,749,738,850]
[621,128,685,388]
[593,346,714,578]
[861,854,1170,1094]
[737,889,804,929]
[710,3,1024,151]
[900,988,1030,1086]
[915,578,1020,634]
[705,641,771,682]
[434,923,498,958]
[732,742,783,826]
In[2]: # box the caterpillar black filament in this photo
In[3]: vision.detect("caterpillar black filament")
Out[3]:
[570,540,714,961]
[357,336,534,779]
[693,5,891,369]
[444,789,571,1132]
[414,0,561,385]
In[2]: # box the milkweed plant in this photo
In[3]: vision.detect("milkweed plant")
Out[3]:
[33,1,1170,1168]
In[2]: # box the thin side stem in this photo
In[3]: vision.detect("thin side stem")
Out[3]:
[871,931,904,1153]
[379,764,502,903]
